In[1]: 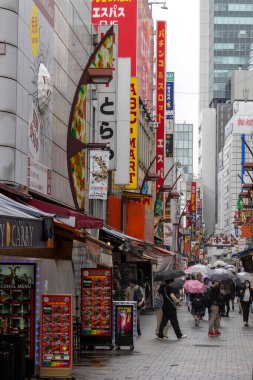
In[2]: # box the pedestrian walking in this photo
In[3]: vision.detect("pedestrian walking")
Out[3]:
[154,283,169,338]
[157,279,187,340]
[208,281,222,337]
[125,278,145,335]
[223,283,231,317]
[239,280,253,326]
[190,292,204,326]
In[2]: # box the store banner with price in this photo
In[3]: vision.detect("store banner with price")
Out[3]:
[40,294,72,377]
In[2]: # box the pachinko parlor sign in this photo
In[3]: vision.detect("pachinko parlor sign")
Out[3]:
[0,217,49,249]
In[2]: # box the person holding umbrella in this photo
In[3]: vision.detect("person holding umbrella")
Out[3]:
[208,281,222,337]
[157,278,187,340]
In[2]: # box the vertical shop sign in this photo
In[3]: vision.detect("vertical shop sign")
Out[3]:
[97,25,118,170]
[125,78,138,189]
[0,264,36,360]
[191,182,197,241]
[41,295,72,372]
[165,72,174,157]
[81,268,112,337]
[156,21,166,195]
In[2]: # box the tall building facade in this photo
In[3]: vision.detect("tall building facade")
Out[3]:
[174,123,193,176]
[199,1,253,231]
[200,0,253,109]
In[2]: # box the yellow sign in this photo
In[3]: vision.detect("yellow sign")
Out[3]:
[125,77,138,190]
[30,4,39,57]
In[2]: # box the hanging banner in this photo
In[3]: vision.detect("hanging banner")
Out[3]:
[89,150,109,200]
[191,182,197,241]
[164,222,173,246]
[184,236,191,253]
[241,210,252,238]
[125,78,138,190]
[155,21,166,195]
[165,72,174,158]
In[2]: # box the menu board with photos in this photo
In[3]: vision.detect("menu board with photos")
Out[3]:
[0,263,36,359]
[81,268,112,337]
[41,294,72,370]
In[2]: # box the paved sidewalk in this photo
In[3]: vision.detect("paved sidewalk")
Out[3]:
[73,305,253,380]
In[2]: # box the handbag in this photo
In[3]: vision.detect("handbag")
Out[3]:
[154,293,163,309]
[134,286,145,309]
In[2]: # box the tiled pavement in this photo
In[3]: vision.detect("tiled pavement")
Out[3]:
[73,305,253,380]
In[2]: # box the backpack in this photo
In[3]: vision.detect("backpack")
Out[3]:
[133,287,145,309]
[154,293,163,309]
[192,296,203,309]
[203,288,213,308]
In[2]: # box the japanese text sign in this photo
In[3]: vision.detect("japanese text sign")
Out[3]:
[156,21,166,195]
[125,77,138,189]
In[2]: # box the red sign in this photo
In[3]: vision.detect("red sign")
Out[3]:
[237,118,253,126]
[81,268,112,337]
[191,182,197,212]
[92,0,137,76]
[41,294,72,369]
[241,210,252,238]
[155,21,166,194]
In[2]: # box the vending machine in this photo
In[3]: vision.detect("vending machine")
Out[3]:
[81,268,113,349]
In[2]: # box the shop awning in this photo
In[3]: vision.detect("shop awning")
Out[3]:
[25,199,103,229]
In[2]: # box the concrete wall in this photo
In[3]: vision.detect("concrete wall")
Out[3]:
[231,70,253,103]
[199,0,210,112]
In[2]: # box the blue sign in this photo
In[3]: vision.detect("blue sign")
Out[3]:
[166,81,174,119]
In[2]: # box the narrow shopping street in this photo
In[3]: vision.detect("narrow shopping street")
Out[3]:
[74,305,253,380]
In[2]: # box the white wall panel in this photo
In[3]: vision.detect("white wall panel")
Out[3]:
[0,9,18,46]
[0,112,16,146]
[0,78,17,113]
[0,147,15,181]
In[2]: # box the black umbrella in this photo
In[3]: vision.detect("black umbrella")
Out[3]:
[154,269,185,282]
[171,277,185,291]
[210,273,231,283]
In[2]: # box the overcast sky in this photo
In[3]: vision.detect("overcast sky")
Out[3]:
[153,0,200,174]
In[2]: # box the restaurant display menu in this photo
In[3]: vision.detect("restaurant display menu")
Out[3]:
[41,294,72,371]
[0,263,36,359]
[81,268,112,337]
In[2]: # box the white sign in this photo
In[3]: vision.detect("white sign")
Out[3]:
[89,150,109,200]
[233,101,253,116]
[164,222,173,246]
[225,115,253,140]
[27,157,51,195]
[97,25,118,170]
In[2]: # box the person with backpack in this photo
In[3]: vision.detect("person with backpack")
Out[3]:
[125,278,145,336]
[190,293,204,326]
[208,281,222,337]
[157,279,187,340]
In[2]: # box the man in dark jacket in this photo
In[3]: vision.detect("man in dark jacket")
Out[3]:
[157,279,187,340]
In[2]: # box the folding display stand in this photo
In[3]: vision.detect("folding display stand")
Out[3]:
[113,301,137,350]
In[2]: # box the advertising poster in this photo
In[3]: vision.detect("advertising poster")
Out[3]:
[241,210,252,238]
[164,222,173,246]
[41,294,72,369]
[89,150,109,200]
[27,1,54,196]
[184,236,191,253]
[81,268,112,337]
[0,264,36,359]
[155,21,166,195]
[115,305,133,338]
